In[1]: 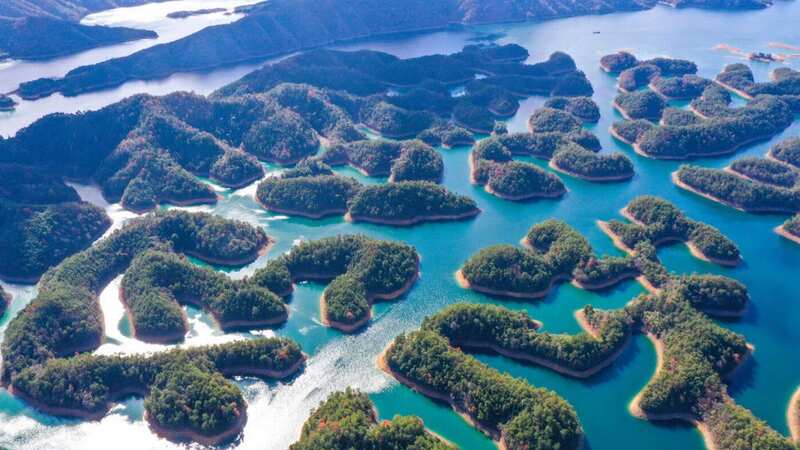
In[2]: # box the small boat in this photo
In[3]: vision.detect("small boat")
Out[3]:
[749,51,776,62]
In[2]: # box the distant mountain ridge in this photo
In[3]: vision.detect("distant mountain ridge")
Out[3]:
[16,0,772,99]
[0,16,156,61]
[0,0,169,21]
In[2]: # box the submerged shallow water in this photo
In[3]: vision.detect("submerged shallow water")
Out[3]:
[2,2,800,449]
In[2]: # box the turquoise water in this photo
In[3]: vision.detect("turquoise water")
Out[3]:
[2,2,800,449]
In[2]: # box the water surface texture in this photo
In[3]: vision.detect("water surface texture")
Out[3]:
[1,3,800,449]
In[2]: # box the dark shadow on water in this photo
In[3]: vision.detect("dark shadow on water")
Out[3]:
[726,350,758,397]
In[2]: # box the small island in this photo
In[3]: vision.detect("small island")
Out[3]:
[290,389,454,449]
[544,96,601,122]
[776,215,800,244]
[613,90,666,120]
[10,338,305,445]
[250,235,419,332]
[604,53,697,91]
[0,95,16,111]
[166,8,226,19]
[347,181,480,225]
[256,171,362,219]
[599,196,742,266]
[322,139,444,182]
[650,74,711,100]
[716,63,800,98]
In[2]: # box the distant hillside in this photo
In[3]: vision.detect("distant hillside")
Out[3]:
[0,0,169,21]
[17,0,772,99]
[0,16,156,61]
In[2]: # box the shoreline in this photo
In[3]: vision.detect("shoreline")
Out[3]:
[122,193,220,214]
[146,407,247,446]
[572,271,640,290]
[612,100,661,122]
[672,171,798,214]
[255,196,347,219]
[635,134,772,161]
[627,334,719,450]
[345,209,480,226]
[320,259,419,333]
[455,269,571,299]
[713,80,754,100]
[775,225,800,245]
[183,240,272,267]
[217,354,307,380]
[788,386,800,442]
[548,159,634,182]
[609,125,635,145]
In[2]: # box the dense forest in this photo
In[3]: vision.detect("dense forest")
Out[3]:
[250,235,419,331]
[1,211,270,381]
[12,338,304,444]
[290,389,454,449]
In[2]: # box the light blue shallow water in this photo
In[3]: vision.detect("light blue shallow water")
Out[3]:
[1,2,800,449]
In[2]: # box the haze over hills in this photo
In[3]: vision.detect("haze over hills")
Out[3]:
[16,0,772,98]
[0,0,169,21]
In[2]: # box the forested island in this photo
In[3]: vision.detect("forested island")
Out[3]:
[0,16,156,61]
[167,8,226,19]
[0,95,16,111]
[249,235,419,332]
[256,159,479,225]
[1,211,270,381]
[380,326,583,450]
[674,139,800,214]
[777,215,800,244]
[322,139,443,182]
[600,195,742,266]
[603,53,800,160]
[11,338,305,445]
[290,389,454,449]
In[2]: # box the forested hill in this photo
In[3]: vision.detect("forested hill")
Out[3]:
[0,17,156,60]
[0,0,168,21]
[18,0,768,99]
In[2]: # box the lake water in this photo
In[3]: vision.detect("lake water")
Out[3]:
[1,2,800,449]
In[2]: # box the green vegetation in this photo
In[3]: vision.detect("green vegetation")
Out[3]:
[12,338,304,443]
[782,215,800,238]
[384,330,582,450]
[552,144,634,180]
[636,89,794,159]
[675,165,800,213]
[730,157,798,188]
[0,94,16,111]
[0,17,156,62]
[417,123,475,147]
[769,137,800,169]
[324,139,444,182]
[716,63,800,97]
[242,109,320,164]
[1,210,269,380]
[0,200,110,282]
[527,107,581,133]
[422,303,630,374]
[251,235,419,330]
[256,173,362,218]
[121,250,287,341]
[673,274,748,315]
[619,64,660,91]
[476,161,566,200]
[614,91,666,120]
[600,51,638,72]
[348,182,479,224]
[660,108,701,126]
[544,97,601,122]
[650,74,711,99]
[460,220,637,296]
[609,195,741,263]
[611,119,653,144]
[290,389,455,450]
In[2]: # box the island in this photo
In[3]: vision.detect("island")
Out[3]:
[0,95,16,111]
[166,8,226,19]
[290,389,454,449]
[347,181,480,225]
[716,63,800,98]
[674,165,800,213]
[550,143,634,181]
[256,171,362,219]
[249,235,419,332]
[0,16,156,61]
[600,51,638,73]
[599,196,742,266]
[769,137,800,168]
[121,250,287,343]
[380,329,583,450]
[322,139,444,182]
[1,210,271,383]
[10,338,305,445]
[544,96,601,122]
[613,90,666,120]
[422,303,630,378]
[605,54,697,91]
[776,215,800,244]
[417,123,475,148]
[650,74,711,100]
